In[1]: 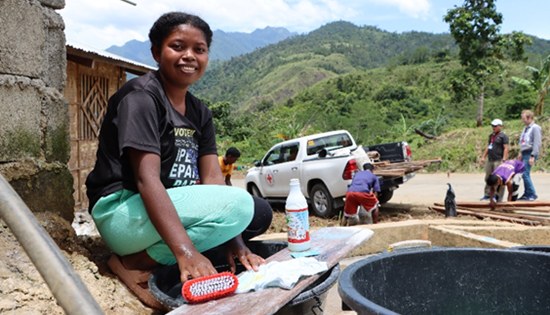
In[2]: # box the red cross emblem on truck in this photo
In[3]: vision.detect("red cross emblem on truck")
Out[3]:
[265,173,274,186]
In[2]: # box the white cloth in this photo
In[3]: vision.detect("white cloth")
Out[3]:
[236,257,328,293]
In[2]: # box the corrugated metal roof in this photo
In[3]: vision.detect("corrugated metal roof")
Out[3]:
[67,41,156,74]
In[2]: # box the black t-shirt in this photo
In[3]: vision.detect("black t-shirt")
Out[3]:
[487,132,509,161]
[85,71,217,211]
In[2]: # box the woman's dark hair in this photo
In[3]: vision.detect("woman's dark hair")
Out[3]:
[148,12,213,49]
[486,174,499,186]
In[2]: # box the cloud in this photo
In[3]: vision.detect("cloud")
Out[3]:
[61,0,361,48]
[175,0,358,33]
[61,1,155,49]
[59,0,549,50]
[368,0,431,19]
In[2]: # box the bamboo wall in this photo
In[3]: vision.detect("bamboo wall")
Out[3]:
[66,61,125,212]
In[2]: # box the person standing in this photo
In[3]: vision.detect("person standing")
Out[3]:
[480,119,509,201]
[517,110,542,201]
[218,147,241,186]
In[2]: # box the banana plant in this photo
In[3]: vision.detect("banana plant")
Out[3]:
[512,54,550,116]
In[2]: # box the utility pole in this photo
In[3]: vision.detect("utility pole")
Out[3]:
[120,0,136,5]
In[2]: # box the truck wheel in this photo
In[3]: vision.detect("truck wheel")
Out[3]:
[310,183,335,218]
[378,189,394,204]
[248,184,263,198]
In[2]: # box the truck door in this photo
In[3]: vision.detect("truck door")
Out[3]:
[260,143,301,197]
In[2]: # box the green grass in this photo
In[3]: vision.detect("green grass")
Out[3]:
[414,116,550,173]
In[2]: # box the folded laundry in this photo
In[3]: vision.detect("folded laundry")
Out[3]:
[236,257,328,293]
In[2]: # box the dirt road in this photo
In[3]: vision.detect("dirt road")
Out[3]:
[233,172,550,206]
[388,172,550,205]
[234,172,550,315]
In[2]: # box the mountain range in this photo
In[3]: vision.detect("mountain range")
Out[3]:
[106,26,297,65]
[193,21,550,111]
[104,21,550,168]
[107,21,550,115]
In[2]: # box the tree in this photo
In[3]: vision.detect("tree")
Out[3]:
[444,0,503,127]
[209,101,231,136]
[512,54,550,116]
[500,31,532,62]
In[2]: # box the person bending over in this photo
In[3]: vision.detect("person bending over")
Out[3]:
[486,159,525,210]
[218,147,241,186]
[341,163,380,226]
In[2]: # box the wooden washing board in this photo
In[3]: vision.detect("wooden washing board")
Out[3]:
[166,226,373,315]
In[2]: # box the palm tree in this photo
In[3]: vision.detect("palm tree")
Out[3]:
[512,54,550,116]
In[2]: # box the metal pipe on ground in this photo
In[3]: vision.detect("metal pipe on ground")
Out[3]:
[0,175,103,314]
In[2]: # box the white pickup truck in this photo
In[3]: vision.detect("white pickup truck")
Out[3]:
[245,130,412,218]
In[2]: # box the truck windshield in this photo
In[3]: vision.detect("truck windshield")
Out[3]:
[306,133,353,155]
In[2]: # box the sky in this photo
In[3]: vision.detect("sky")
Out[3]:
[60,0,550,51]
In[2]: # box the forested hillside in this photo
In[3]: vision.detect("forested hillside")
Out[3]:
[214,59,549,172]
[199,21,550,172]
[192,21,456,110]
[192,21,550,112]
[211,59,536,159]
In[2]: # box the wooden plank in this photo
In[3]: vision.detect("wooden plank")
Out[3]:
[459,207,550,224]
[510,207,550,213]
[377,159,441,168]
[514,210,550,217]
[167,227,373,315]
[373,170,406,177]
[368,158,441,178]
[371,161,389,167]
[439,201,550,208]
[430,206,541,226]
[505,207,550,214]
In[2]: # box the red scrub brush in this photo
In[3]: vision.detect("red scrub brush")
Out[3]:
[182,272,239,304]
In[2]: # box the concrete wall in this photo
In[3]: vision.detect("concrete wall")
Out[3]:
[0,0,74,221]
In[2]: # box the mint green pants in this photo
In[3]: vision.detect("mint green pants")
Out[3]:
[91,185,254,265]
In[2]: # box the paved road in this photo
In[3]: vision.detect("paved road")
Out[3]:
[233,172,550,206]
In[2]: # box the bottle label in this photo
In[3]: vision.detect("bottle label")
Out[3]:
[286,207,310,243]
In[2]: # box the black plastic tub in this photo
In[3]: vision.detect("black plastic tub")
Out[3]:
[338,248,550,315]
[149,241,339,315]
[511,245,550,252]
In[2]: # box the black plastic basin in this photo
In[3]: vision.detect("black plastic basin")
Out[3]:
[338,248,550,315]
[512,245,550,253]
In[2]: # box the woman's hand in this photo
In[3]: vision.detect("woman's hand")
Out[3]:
[226,245,265,273]
[177,248,218,283]
[226,236,265,273]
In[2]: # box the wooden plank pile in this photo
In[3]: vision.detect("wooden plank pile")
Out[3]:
[371,158,442,178]
[430,201,550,226]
